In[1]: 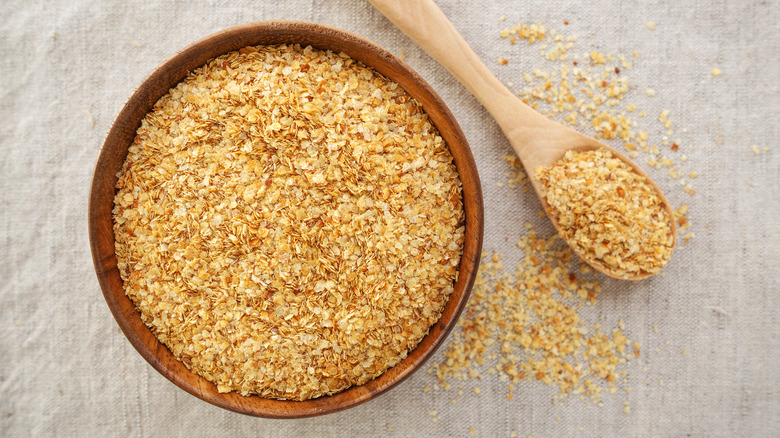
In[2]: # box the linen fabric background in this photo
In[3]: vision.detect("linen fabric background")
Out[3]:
[1,0,778,436]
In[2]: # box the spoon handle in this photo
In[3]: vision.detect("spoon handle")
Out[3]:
[368,0,573,166]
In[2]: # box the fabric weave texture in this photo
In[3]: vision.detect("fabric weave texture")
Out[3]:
[1,0,778,436]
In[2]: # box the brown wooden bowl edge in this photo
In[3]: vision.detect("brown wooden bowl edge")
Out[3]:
[88,20,484,418]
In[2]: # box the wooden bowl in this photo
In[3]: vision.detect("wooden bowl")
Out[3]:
[89,21,483,418]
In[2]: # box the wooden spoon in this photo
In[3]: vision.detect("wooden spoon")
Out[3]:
[369,0,676,280]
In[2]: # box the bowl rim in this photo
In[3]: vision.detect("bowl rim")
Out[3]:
[89,20,483,418]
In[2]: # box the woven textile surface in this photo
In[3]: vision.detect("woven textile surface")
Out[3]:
[1,1,778,436]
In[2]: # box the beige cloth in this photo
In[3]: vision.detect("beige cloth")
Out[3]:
[1,0,778,436]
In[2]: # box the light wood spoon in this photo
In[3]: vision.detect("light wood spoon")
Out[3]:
[369,0,676,280]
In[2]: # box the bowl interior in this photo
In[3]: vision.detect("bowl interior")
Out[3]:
[89,21,483,418]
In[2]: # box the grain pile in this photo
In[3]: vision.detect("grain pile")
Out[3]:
[113,44,465,400]
[535,149,675,278]
[433,226,637,402]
